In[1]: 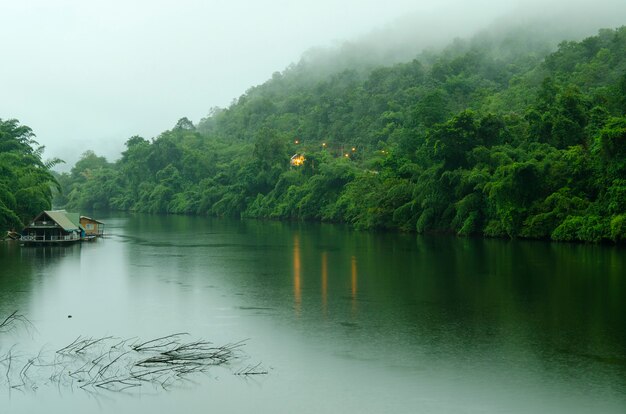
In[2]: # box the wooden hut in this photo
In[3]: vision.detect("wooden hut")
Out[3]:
[21,210,83,245]
[80,216,105,237]
[290,154,305,166]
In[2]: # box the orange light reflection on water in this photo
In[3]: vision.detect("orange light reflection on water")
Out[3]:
[293,234,301,316]
[351,256,358,315]
[321,251,328,317]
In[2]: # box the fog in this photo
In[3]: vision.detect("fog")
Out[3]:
[0,0,624,169]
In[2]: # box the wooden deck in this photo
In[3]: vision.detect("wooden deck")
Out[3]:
[20,233,81,245]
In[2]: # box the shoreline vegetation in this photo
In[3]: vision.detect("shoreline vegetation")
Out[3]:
[3,25,626,244]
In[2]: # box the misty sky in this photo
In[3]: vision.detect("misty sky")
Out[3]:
[1,0,624,169]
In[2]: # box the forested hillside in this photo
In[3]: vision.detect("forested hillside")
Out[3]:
[55,26,626,243]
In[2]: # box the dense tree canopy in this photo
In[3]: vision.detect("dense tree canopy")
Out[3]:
[52,26,626,243]
[0,119,61,230]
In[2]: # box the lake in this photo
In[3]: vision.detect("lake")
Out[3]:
[1,214,625,413]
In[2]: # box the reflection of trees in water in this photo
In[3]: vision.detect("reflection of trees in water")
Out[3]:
[280,227,626,363]
[1,243,83,317]
[0,312,264,393]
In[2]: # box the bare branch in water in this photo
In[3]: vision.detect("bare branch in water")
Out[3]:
[0,311,33,334]
[130,333,189,352]
[0,311,19,330]
[0,311,264,394]
[234,362,268,376]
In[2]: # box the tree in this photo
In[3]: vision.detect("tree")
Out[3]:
[173,117,195,131]
[429,110,478,169]
[0,119,61,229]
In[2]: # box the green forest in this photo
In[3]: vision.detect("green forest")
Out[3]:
[4,26,626,243]
[0,119,61,231]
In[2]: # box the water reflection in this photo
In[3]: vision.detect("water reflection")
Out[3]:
[277,225,625,368]
[293,233,301,316]
[1,215,625,413]
[0,242,83,317]
[351,255,358,316]
[321,251,328,317]
[19,243,82,262]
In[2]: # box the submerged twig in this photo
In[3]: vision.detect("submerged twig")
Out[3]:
[1,312,260,394]
[0,311,33,333]
[234,362,268,376]
[131,333,189,352]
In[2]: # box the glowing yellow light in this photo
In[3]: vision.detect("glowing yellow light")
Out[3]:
[344,153,349,157]
[290,154,305,166]
[294,140,299,144]
[322,142,327,147]
[351,147,356,152]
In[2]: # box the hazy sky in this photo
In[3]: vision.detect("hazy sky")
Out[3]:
[0,0,623,168]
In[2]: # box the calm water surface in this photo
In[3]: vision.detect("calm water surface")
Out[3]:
[1,214,625,413]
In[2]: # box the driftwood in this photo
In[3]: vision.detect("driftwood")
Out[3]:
[0,311,266,393]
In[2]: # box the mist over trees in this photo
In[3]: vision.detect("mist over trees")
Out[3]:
[276,0,626,83]
[44,24,626,243]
